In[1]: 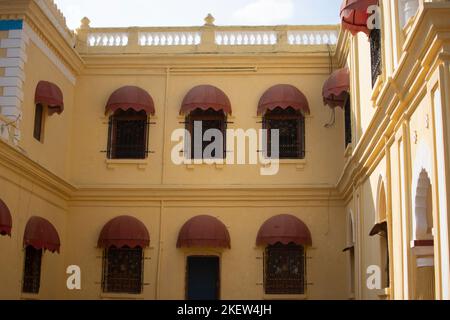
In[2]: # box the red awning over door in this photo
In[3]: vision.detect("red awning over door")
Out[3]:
[177,215,231,248]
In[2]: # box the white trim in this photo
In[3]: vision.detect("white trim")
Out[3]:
[35,0,75,46]
[23,22,76,85]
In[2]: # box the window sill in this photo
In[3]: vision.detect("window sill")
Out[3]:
[263,294,308,300]
[184,159,225,170]
[105,159,148,170]
[371,75,384,106]
[344,144,353,159]
[261,159,306,171]
[99,292,146,300]
[376,287,391,300]
[20,293,40,300]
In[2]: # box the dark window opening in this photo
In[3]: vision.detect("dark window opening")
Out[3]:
[107,109,148,159]
[370,29,382,87]
[344,96,352,148]
[186,109,226,160]
[33,104,44,142]
[264,243,306,295]
[263,107,305,159]
[22,246,42,294]
[102,247,144,294]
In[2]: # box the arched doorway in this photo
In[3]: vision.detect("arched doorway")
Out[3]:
[412,169,435,300]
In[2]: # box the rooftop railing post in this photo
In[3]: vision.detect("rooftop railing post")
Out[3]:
[126,27,140,53]
[199,14,217,52]
[75,17,90,54]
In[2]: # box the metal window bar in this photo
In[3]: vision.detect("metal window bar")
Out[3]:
[344,96,352,148]
[107,112,149,159]
[186,109,227,160]
[102,247,144,294]
[370,29,382,87]
[264,244,305,295]
[22,246,42,294]
[263,110,305,159]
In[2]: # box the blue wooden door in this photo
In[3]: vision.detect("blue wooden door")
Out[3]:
[187,256,220,300]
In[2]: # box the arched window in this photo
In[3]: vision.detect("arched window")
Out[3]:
[370,182,389,289]
[257,214,312,295]
[412,169,435,300]
[98,216,150,294]
[180,85,231,160]
[105,86,155,160]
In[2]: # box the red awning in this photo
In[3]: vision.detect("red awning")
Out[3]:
[256,214,312,246]
[98,215,150,249]
[35,81,64,115]
[322,68,350,108]
[177,215,231,249]
[369,221,387,237]
[341,0,379,36]
[105,86,155,115]
[23,216,61,253]
[180,85,232,115]
[258,84,310,116]
[0,199,12,236]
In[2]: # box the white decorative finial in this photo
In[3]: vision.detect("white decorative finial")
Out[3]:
[204,13,215,26]
[80,17,91,29]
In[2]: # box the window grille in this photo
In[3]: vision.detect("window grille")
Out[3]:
[370,29,382,87]
[264,244,306,295]
[263,107,305,159]
[344,97,352,148]
[22,246,42,294]
[102,247,144,294]
[186,109,227,160]
[107,110,149,159]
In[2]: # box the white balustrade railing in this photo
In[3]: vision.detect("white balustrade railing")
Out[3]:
[139,31,201,46]
[287,30,338,45]
[215,31,277,46]
[88,33,129,47]
[84,27,339,49]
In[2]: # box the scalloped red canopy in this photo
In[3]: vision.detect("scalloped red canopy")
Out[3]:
[177,215,231,249]
[322,68,350,108]
[0,199,12,236]
[23,216,61,253]
[105,86,155,115]
[257,214,312,246]
[98,215,150,249]
[180,85,231,115]
[35,81,64,115]
[258,84,310,116]
[340,0,379,36]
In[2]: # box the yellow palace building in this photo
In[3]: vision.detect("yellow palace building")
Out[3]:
[0,0,449,300]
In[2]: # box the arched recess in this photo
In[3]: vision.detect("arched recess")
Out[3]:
[411,142,436,300]
[344,210,356,298]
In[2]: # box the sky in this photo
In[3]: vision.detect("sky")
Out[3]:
[53,0,343,30]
